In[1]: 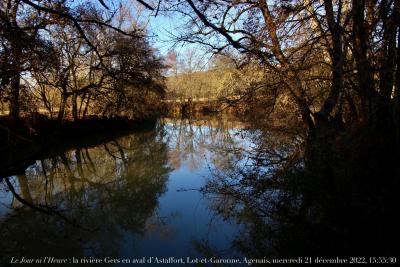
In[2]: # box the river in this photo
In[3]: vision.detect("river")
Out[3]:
[0,116,259,265]
[1,115,396,264]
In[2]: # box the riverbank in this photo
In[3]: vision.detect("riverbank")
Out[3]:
[0,116,156,178]
[163,98,243,117]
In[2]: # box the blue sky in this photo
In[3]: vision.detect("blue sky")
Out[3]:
[147,13,182,55]
[107,0,215,70]
[148,12,214,70]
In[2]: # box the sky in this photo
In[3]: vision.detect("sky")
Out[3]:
[148,13,215,71]
[114,0,186,55]
[107,0,215,70]
[148,13,182,55]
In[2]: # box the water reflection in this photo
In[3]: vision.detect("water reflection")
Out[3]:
[0,126,171,263]
[163,117,251,172]
[1,116,397,264]
[0,117,252,266]
[200,121,399,258]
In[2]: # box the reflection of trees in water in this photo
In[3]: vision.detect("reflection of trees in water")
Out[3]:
[199,125,398,258]
[163,116,251,172]
[3,117,394,262]
[0,126,171,263]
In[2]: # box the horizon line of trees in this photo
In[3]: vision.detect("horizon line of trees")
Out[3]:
[164,51,264,101]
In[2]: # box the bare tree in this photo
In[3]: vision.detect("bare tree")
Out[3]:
[1,0,157,120]
[164,0,399,138]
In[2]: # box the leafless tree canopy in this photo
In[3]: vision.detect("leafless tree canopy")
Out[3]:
[162,0,399,138]
[1,0,164,121]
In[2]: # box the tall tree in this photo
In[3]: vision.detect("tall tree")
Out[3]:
[0,0,156,120]
[165,0,399,138]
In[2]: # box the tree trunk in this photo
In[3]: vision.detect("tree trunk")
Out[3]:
[72,93,78,121]
[352,0,377,128]
[315,0,344,126]
[57,94,68,122]
[9,37,22,121]
[82,96,90,119]
[9,70,20,120]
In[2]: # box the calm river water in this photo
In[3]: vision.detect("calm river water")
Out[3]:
[0,117,258,266]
